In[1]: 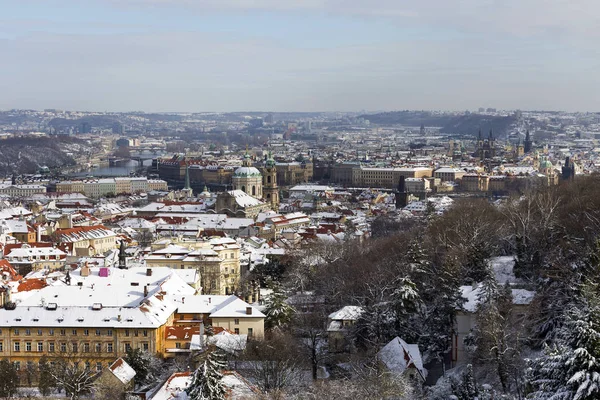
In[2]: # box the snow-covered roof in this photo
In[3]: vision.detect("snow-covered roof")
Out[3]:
[460,285,536,312]
[328,305,364,321]
[377,337,427,380]
[108,358,136,385]
[226,190,265,208]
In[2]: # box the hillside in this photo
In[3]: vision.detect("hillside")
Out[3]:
[0,136,93,176]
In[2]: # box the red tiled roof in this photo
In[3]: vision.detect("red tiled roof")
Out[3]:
[17,278,47,292]
[165,326,199,340]
[4,242,53,256]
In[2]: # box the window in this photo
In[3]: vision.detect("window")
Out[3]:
[25,329,31,336]
[72,329,77,336]
[14,361,20,371]
[83,329,89,336]
[85,362,91,370]
[49,329,54,336]
[125,343,132,352]
[142,343,149,351]
[14,329,19,335]
[13,342,20,352]
[95,343,101,353]
[125,330,130,337]
[234,328,239,334]
[134,330,138,337]
[107,343,113,352]
[83,343,90,353]
[96,363,102,372]
[37,329,42,336]
[25,342,31,352]
[107,330,113,336]
[143,330,148,337]
[248,328,253,337]
[60,329,66,336]
[60,343,67,352]
[37,342,43,352]
[72,343,77,353]
[95,329,101,336]
[234,319,240,325]
[0,342,3,352]
[48,342,55,352]
[175,343,181,349]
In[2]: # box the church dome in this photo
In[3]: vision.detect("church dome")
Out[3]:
[234,166,262,177]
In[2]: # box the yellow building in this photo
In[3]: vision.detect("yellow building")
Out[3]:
[54,225,118,256]
[461,174,489,192]
[145,237,241,295]
[0,266,264,384]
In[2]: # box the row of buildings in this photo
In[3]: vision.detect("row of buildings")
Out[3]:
[55,178,167,198]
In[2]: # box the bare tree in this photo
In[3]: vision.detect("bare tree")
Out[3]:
[239,332,304,393]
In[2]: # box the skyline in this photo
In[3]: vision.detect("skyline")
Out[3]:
[1,0,599,112]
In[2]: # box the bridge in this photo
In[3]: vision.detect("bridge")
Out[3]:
[108,155,156,167]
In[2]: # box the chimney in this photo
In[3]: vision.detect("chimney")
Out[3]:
[246,306,252,315]
[146,268,152,276]
[117,315,121,322]
[143,286,148,297]
[182,297,185,304]
[36,225,42,243]
[208,297,211,304]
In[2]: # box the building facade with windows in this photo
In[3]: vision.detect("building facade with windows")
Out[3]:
[0,266,263,384]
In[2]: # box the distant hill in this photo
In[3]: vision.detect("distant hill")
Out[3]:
[359,111,516,137]
[0,136,93,176]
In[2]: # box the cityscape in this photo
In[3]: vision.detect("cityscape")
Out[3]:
[1,1,600,400]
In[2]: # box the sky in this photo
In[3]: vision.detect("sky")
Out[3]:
[0,0,599,112]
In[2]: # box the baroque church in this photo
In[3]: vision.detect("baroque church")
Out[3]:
[215,151,279,217]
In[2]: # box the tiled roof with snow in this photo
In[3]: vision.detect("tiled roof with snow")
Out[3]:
[109,358,136,385]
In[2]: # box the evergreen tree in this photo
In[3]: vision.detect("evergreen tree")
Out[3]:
[124,348,159,386]
[38,355,55,396]
[0,358,18,399]
[453,364,478,400]
[354,277,421,349]
[186,350,227,400]
[528,286,600,400]
[264,284,295,330]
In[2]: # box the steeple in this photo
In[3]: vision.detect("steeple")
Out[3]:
[184,164,191,190]
[242,146,252,167]
[524,129,533,153]
[118,239,127,269]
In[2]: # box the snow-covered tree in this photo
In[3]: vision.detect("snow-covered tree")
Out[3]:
[452,364,478,400]
[264,284,295,330]
[124,348,161,387]
[50,359,96,400]
[354,277,421,349]
[528,286,600,400]
[186,349,227,400]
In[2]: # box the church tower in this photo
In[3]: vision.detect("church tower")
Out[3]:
[524,130,533,153]
[232,149,263,198]
[263,151,279,210]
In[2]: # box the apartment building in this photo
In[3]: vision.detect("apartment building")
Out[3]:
[55,178,167,198]
[0,266,263,384]
[145,237,241,296]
